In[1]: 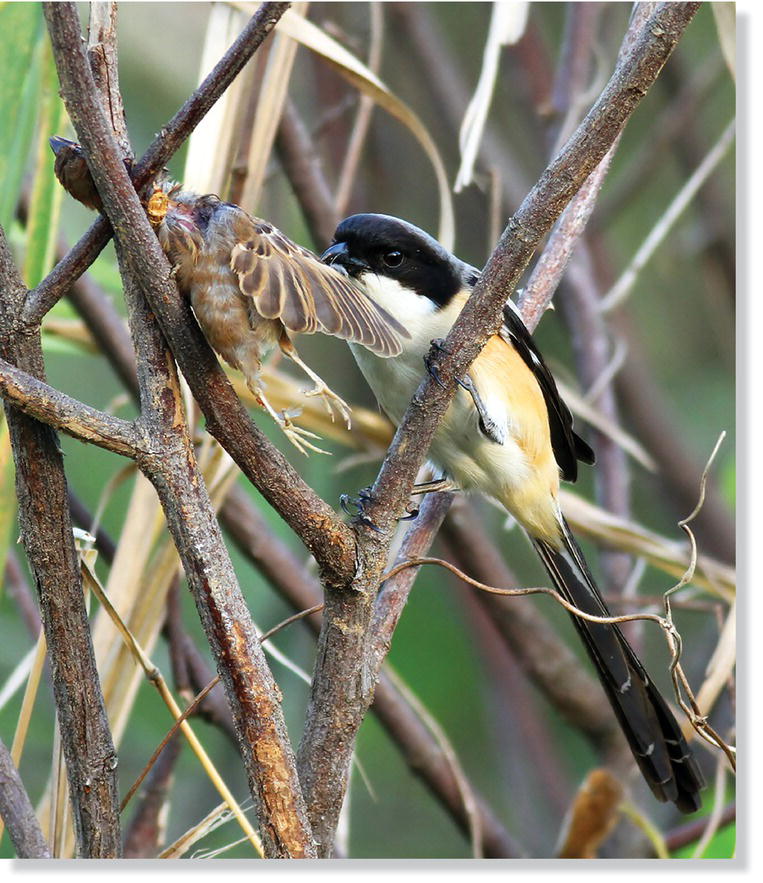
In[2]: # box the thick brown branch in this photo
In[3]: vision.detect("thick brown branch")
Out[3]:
[0,229,122,857]
[222,485,520,857]
[44,1,316,857]
[0,355,143,457]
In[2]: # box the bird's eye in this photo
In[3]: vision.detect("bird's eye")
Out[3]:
[382,250,403,268]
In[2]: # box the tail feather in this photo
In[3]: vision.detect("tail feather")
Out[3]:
[534,518,704,814]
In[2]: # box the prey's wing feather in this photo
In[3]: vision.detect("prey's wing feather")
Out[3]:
[500,300,595,482]
[230,218,408,356]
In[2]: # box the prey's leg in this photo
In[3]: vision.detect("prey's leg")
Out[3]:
[279,335,352,429]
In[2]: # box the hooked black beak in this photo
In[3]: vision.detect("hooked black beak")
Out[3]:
[321,241,369,278]
[49,135,79,157]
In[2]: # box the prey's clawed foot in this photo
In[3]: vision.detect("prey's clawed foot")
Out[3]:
[279,337,353,430]
[303,381,353,430]
[253,386,330,456]
[280,418,329,456]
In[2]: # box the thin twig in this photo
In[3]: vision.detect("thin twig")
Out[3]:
[122,733,183,858]
[600,118,736,313]
[0,737,51,858]
[381,550,734,766]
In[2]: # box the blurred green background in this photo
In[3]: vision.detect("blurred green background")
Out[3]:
[0,1,734,860]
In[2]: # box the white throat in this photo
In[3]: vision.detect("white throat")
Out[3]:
[348,273,463,425]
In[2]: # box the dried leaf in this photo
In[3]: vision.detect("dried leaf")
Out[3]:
[711,3,735,80]
[455,1,530,192]
[241,1,309,209]
[183,3,252,194]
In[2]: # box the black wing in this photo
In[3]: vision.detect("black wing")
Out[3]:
[501,301,594,482]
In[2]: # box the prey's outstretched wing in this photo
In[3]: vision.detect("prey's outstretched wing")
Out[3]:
[230,219,409,357]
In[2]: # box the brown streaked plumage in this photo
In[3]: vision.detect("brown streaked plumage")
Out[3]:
[153,189,408,453]
[49,137,408,454]
[49,135,132,212]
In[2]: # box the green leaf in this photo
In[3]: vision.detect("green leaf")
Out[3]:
[0,2,45,232]
[23,35,68,288]
[0,415,16,590]
[672,821,735,858]
[720,454,735,508]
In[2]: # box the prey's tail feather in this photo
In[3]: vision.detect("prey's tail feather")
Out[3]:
[534,517,704,813]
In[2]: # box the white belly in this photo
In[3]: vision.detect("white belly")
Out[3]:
[346,273,563,540]
[349,340,533,498]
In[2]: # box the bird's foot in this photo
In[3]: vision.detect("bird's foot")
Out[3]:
[424,338,450,389]
[455,374,505,445]
[340,485,382,532]
[340,486,426,528]
[303,381,353,430]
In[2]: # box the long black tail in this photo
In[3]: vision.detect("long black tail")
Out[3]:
[534,518,704,813]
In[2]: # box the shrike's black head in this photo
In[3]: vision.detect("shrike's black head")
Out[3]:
[322,213,479,308]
